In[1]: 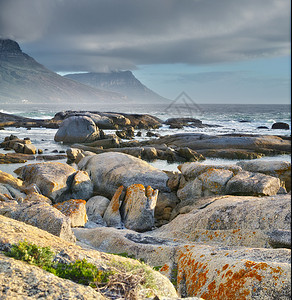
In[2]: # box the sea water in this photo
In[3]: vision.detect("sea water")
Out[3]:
[0,102,291,175]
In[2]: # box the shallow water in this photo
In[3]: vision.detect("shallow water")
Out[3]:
[0,103,290,175]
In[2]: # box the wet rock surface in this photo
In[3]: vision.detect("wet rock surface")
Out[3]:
[144,133,291,155]
[54,115,100,143]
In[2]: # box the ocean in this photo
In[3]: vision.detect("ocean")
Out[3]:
[0,102,291,175]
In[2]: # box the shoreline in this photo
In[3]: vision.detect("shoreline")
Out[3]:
[0,111,291,176]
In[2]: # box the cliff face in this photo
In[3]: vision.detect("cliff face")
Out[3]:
[0,39,22,55]
[65,71,169,103]
[0,39,124,104]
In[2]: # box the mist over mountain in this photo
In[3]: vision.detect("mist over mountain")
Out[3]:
[64,71,169,103]
[0,39,124,105]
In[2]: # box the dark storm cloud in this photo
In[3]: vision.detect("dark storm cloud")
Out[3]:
[0,0,290,72]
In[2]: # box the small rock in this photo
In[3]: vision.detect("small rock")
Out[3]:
[271,122,290,130]
[53,199,88,227]
[23,144,37,154]
[146,131,159,137]
[70,170,93,201]
[13,142,24,153]
[86,195,110,218]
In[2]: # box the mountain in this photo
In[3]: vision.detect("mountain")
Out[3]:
[64,71,169,102]
[0,39,125,104]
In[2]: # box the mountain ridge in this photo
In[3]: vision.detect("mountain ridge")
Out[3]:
[0,39,169,106]
[0,39,125,104]
[64,71,169,102]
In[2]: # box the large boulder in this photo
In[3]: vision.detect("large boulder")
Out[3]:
[176,163,240,204]
[225,171,280,196]
[197,168,234,195]
[78,152,169,199]
[0,201,75,242]
[176,244,291,299]
[53,111,163,129]
[177,178,203,202]
[147,133,291,153]
[178,162,242,181]
[271,122,290,130]
[54,116,100,143]
[237,160,291,192]
[14,162,93,203]
[121,184,158,232]
[152,194,291,248]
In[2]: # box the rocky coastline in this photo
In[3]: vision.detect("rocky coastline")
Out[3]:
[0,111,291,299]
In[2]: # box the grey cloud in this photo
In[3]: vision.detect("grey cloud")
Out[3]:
[0,0,290,72]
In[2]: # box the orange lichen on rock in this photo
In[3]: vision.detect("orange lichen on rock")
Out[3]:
[53,199,87,227]
[111,185,124,212]
[177,247,289,300]
[160,264,170,272]
[53,199,86,216]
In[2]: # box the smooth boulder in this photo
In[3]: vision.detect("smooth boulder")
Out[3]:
[237,160,291,192]
[78,152,169,199]
[147,133,291,153]
[225,171,281,196]
[153,194,291,248]
[14,162,93,203]
[86,195,110,218]
[0,201,75,242]
[54,116,100,143]
[271,122,290,130]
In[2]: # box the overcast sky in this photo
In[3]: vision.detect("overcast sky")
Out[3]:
[0,0,290,104]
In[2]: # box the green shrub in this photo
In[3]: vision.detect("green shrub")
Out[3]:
[54,259,112,286]
[113,252,136,259]
[5,241,160,298]
[6,240,54,269]
[5,241,111,287]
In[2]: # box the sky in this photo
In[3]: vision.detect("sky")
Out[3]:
[0,0,291,104]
